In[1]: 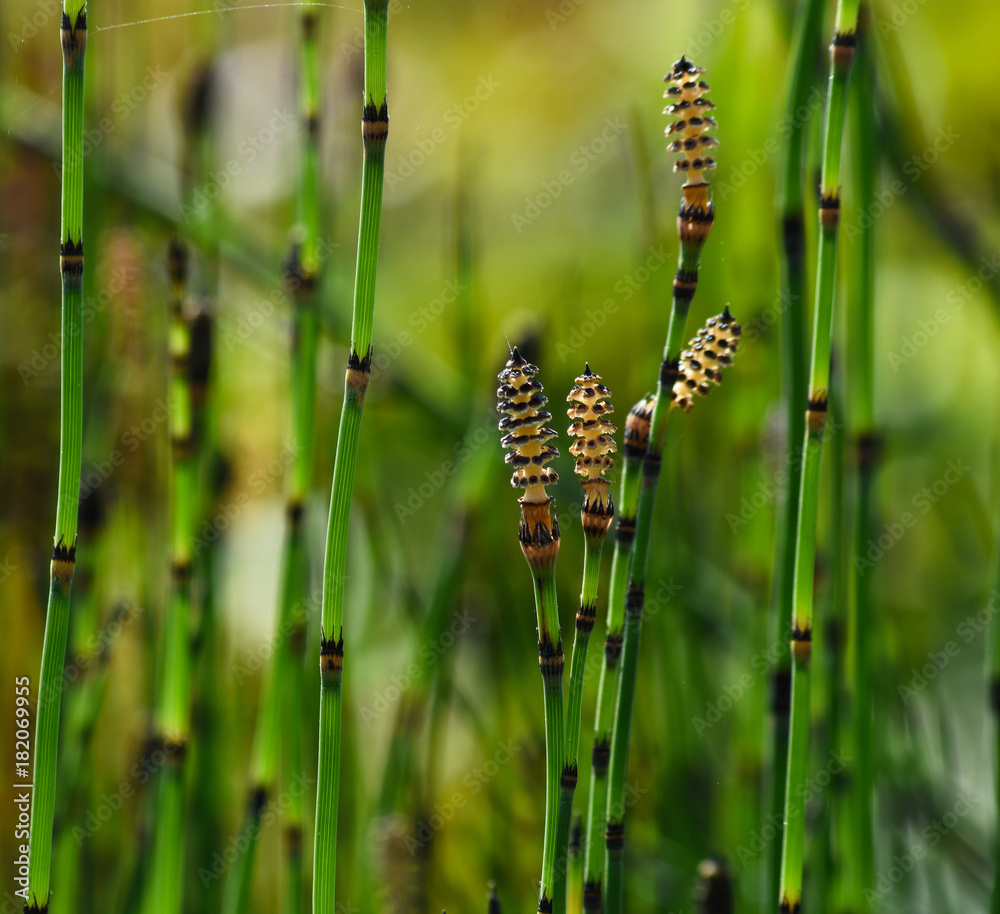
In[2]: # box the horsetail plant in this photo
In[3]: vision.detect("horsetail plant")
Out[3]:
[603,57,723,914]
[497,349,565,913]
[222,7,322,912]
[23,4,87,906]
[605,312,741,911]
[143,241,198,914]
[314,1,389,911]
[777,3,861,912]
[561,367,617,910]
[283,7,322,911]
[767,0,824,904]
[842,29,878,909]
[582,396,651,913]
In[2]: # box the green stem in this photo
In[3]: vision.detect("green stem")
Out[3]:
[843,27,877,908]
[24,4,86,909]
[313,3,388,912]
[583,417,644,911]
[603,219,706,914]
[778,3,860,911]
[566,537,603,777]
[769,0,825,906]
[144,242,197,914]
[533,571,566,913]
[224,5,322,907]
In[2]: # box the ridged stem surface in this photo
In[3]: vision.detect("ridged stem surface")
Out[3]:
[604,239,702,914]
[768,0,825,906]
[25,4,87,908]
[144,241,196,914]
[583,444,641,911]
[843,29,877,908]
[313,3,388,912]
[533,570,566,913]
[778,3,860,911]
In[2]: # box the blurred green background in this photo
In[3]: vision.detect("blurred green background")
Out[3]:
[2,0,1000,911]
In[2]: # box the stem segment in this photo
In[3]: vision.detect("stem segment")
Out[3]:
[778,3,860,911]
[768,0,824,906]
[582,401,647,912]
[313,3,388,912]
[24,4,86,909]
[144,241,197,914]
[843,26,877,908]
[603,202,710,914]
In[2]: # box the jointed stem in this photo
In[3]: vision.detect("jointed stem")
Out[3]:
[769,0,825,905]
[778,2,860,911]
[583,421,643,911]
[223,7,322,910]
[25,4,86,909]
[843,30,877,907]
[533,571,566,913]
[313,3,388,912]
[559,532,607,911]
[603,233,704,914]
[144,240,199,914]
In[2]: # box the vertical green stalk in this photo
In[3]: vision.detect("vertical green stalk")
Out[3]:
[768,0,825,906]
[536,570,568,914]
[497,351,565,913]
[222,7,322,911]
[24,3,86,909]
[558,368,616,914]
[843,27,877,909]
[143,241,197,914]
[778,3,860,912]
[582,405,646,913]
[603,60,721,912]
[603,258,696,914]
[313,3,388,912]
[283,8,321,912]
